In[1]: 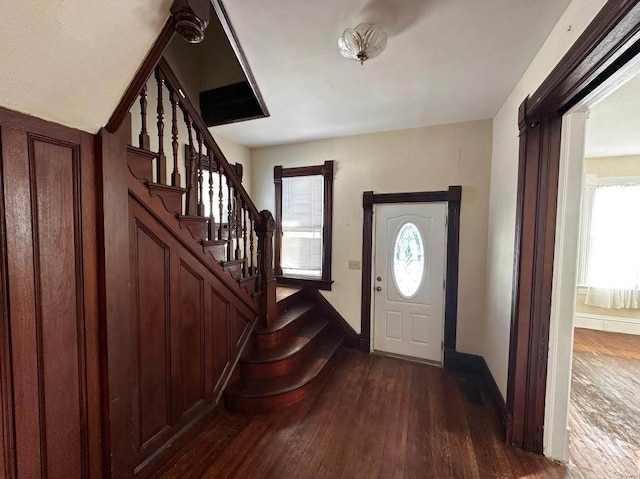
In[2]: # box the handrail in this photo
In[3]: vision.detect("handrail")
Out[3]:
[156,58,261,222]
[126,53,278,325]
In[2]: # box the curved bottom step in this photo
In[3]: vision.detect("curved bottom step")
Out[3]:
[224,332,343,414]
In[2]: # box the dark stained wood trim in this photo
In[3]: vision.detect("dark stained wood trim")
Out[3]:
[443,349,508,435]
[211,0,270,120]
[0,107,86,142]
[444,186,461,350]
[508,0,640,454]
[361,188,463,354]
[105,17,176,133]
[0,125,17,479]
[97,122,135,477]
[527,0,640,118]
[279,165,325,177]
[275,276,333,291]
[360,192,374,353]
[367,190,455,205]
[321,161,334,283]
[303,289,361,349]
[273,161,334,284]
[274,166,283,276]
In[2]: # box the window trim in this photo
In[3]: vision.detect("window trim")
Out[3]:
[274,161,334,290]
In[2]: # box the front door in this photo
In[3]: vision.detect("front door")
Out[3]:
[373,203,446,362]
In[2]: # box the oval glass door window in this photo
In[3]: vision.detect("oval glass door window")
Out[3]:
[392,222,425,298]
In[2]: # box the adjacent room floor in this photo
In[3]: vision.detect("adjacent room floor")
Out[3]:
[569,328,640,478]
[158,349,573,479]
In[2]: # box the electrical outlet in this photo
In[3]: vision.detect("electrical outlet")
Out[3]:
[348,260,361,270]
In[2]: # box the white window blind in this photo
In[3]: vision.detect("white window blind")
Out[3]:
[281,175,324,277]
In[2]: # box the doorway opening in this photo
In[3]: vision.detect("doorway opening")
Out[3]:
[545,62,640,477]
[360,188,461,358]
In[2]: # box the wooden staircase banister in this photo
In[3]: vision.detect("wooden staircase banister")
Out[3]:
[156,58,261,221]
[124,50,277,327]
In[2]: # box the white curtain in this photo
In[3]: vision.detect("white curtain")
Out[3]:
[584,184,640,309]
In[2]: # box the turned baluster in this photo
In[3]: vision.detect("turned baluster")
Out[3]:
[170,89,180,187]
[139,83,150,149]
[155,68,167,184]
[227,180,233,262]
[242,207,248,277]
[218,168,224,244]
[197,140,204,216]
[250,217,255,276]
[184,112,196,215]
[208,152,215,240]
[235,192,242,261]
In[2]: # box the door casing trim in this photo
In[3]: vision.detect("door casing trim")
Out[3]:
[360,187,462,353]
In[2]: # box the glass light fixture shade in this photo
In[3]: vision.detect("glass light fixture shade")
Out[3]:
[338,23,387,64]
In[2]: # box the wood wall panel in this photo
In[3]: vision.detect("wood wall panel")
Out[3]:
[127,196,256,477]
[178,262,205,416]
[0,108,102,479]
[133,223,172,448]
[210,289,230,395]
[31,137,87,478]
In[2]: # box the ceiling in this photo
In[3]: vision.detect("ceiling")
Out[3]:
[212,0,572,147]
[0,0,171,133]
[585,73,640,158]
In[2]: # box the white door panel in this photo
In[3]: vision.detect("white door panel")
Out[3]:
[373,203,446,362]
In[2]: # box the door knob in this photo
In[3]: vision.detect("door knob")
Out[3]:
[375,286,382,292]
[376,276,382,282]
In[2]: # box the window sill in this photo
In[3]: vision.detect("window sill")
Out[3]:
[276,275,333,291]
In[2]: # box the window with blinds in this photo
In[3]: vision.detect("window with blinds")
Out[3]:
[281,175,324,277]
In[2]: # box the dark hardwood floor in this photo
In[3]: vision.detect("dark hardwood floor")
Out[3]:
[570,328,640,479]
[157,349,575,479]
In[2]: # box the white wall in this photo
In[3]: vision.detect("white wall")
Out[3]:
[213,133,253,196]
[483,0,607,398]
[0,0,171,133]
[251,120,493,355]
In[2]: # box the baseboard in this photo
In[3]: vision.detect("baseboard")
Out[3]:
[443,349,509,435]
[574,313,640,335]
[443,348,484,374]
[304,289,363,350]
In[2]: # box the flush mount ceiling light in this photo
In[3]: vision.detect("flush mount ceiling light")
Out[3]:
[338,23,388,65]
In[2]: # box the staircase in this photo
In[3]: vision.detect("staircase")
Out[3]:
[125,58,344,420]
[225,287,344,414]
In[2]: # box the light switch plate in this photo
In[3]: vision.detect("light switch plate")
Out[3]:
[348,260,361,270]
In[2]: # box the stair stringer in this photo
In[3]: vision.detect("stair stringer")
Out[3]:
[128,168,257,305]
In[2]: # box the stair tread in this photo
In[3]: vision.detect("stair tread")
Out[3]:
[276,286,303,303]
[178,215,209,221]
[254,302,314,335]
[222,258,246,265]
[226,332,343,398]
[242,316,329,364]
[202,239,229,246]
[239,274,257,284]
[127,145,157,159]
[147,182,187,193]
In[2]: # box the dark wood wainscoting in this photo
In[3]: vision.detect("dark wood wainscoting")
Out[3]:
[0,108,103,478]
[124,195,256,478]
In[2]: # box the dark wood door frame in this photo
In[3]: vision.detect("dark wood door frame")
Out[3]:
[508,0,640,453]
[360,187,462,353]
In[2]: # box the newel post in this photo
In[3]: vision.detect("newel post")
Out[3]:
[256,210,277,326]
